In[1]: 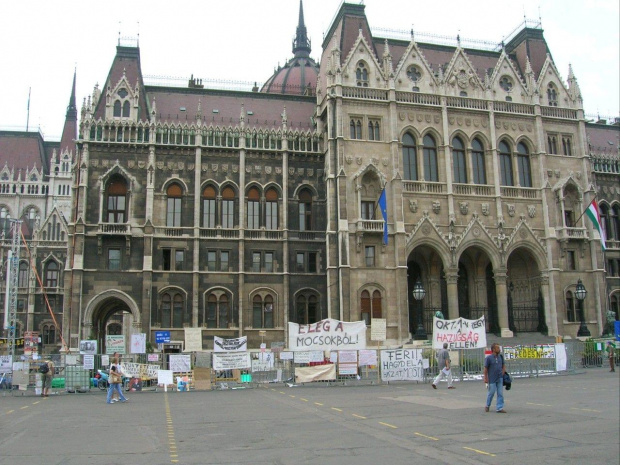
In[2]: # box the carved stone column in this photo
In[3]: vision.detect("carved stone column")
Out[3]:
[494,270,513,337]
[445,269,459,320]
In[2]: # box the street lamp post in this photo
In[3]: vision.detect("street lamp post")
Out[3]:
[413,278,427,340]
[575,278,590,337]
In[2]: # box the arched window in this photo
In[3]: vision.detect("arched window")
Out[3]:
[18,262,29,288]
[472,138,486,184]
[252,294,274,328]
[547,135,558,154]
[113,100,121,117]
[205,292,232,328]
[498,140,514,186]
[203,185,216,228]
[265,188,278,230]
[361,289,383,324]
[547,84,558,106]
[247,187,260,229]
[42,324,56,345]
[106,175,128,223]
[45,261,59,288]
[423,135,438,182]
[221,186,236,229]
[452,137,467,183]
[402,133,417,181]
[516,142,532,187]
[356,62,368,87]
[611,294,619,320]
[160,291,185,328]
[296,292,319,324]
[122,101,130,118]
[349,119,362,139]
[610,205,620,241]
[298,189,312,231]
[368,121,380,141]
[565,291,576,322]
[166,183,183,227]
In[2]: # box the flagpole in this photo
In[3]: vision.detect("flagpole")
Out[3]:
[574,194,596,226]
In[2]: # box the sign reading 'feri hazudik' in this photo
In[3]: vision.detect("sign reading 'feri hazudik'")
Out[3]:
[432,316,487,349]
[288,319,366,351]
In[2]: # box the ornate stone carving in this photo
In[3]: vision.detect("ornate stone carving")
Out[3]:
[356,157,362,165]
[409,200,418,213]
[481,203,490,216]
[346,155,353,164]
[507,204,515,217]
[528,205,536,218]
[421,224,431,235]
[432,201,441,214]
[459,202,469,215]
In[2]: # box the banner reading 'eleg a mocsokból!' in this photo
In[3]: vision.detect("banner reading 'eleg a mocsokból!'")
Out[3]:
[432,316,487,349]
[288,319,367,351]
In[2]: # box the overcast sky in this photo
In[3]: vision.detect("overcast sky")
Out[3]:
[0,0,618,140]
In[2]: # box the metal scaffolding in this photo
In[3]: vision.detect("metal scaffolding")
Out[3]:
[4,220,22,359]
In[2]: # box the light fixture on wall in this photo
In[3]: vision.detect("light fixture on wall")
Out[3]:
[575,278,590,337]
[413,278,427,340]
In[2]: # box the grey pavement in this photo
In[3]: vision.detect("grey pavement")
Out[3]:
[0,368,618,465]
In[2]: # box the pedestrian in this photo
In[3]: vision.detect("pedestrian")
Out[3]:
[41,359,54,397]
[606,341,616,372]
[432,342,455,389]
[106,362,128,404]
[110,352,123,402]
[483,343,507,413]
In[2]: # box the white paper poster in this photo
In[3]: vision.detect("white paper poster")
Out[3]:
[106,335,125,354]
[169,354,191,372]
[380,349,424,381]
[358,350,377,367]
[213,352,251,370]
[555,343,567,371]
[184,328,203,352]
[213,336,247,352]
[432,316,487,349]
[131,333,146,354]
[288,319,367,351]
[0,355,12,371]
[79,340,97,355]
[158,369,174,386]
[83,354,95,370]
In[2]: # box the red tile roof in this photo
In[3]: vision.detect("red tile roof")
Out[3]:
[0,132,49,172]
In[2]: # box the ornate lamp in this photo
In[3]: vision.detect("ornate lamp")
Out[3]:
[413,278,427,340]
[575,278,590,337]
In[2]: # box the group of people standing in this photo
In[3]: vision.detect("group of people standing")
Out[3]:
[432,342,508,413]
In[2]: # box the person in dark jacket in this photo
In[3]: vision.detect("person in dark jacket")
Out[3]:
[483,343,507,413]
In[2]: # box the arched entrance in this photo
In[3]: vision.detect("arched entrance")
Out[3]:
[407,245,447,338]
[83,290,140,353]
[457,246,499,333]
[506,248,547,334]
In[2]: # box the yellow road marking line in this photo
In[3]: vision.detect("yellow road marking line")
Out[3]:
[289,395,295,398]
[527,402,551,407]
[279,391,285,394]
[300,398,308,402]
[379,422,397,429]
[314,402,323,406]
[6,410,15,414]
[352,414,367,419]
[463,447,496,457]
[20,406,28,410]
[570,407,600,412]
[414,432,439,441]
[331,407,342,412]
[32,401,40,405]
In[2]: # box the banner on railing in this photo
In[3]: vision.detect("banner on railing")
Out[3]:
[288,319,366,351]
[503,344,556,359]
[380,349,424,381]
[213,352,251,370]
[213,336,247,352]
[432,316,486,349]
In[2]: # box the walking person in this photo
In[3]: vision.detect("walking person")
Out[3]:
[432,343,455,389]
[483,343,507,413]
[40,359,54,397]
[110,353,123,402]
[106,362,128,404]
[606,341,616,372]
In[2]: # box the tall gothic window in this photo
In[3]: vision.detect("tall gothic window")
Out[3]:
[45,261,59,288]
[547,84,558,106]
[247,187,260,229]
[402,133,418,181]
[423,134,438,182]
[360,289,382,324]
[203,185,216,228]
[205,292,232,328]
[166,183,183,227]
[472,138,486,184]
[516,142,532,187]
[106,175,127,223]
[160,291,185,328]
[356,62,369,87]
[350,119,362,139]
[299,189,312,231]
[252,294,274,329]
[296,292,319,324]
[265,188,278,230]
[221,186,236,228]
[452,136,467,183]
[499,140,514,186]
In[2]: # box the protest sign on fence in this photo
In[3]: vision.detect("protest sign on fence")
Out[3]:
[213,352,251,370]
[432,316,487,349]
[380,349,424,381]
[288,319,366,351]
[214,336,247,352]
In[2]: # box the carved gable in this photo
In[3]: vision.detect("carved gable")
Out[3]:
[341,31,383,88]
[489,52,530,104]
[443,49,484,98]
[394,40,439,94]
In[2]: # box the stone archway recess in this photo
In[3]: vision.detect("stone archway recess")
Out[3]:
[82,289,141,340]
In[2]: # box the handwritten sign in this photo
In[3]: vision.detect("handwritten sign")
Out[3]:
[370,318,386,341]
[169,354,191,372]
[432,316,487,349]
[380,349,424,381]
[131,334,146,354]
[503,344,556,359]
[213,336,247,352]
[293,351,324,364]
[288,319,366,351]
[184,328,203,352]
[106,335,125,354]
[358,350,377,367]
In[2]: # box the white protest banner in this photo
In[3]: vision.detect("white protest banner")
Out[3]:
[503,344,556,360]
[169,354,191,372]
[106,335,125,354]
[213,336,247,352]
[213,353,251,370]
[432,316,486,349]
[184,328,203,352]
[252,353,274,372]
[338,350,358,364]
[555,343,567,371]
[279,351,293,360]
[380,349,424,381]
[0,355,12,371]
[158,369,173,386]
[358,350,377,367]
[288,319,366,351]
[131,333,146,354]
[293,350,324,364]
[295,364,336,383]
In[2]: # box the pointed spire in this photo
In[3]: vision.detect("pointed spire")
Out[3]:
[567,63,582,101]
[66,69,77,120]
[292,0,311,58]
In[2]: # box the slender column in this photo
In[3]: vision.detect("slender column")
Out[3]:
[494,270,513,337]
[539,274,557,335]
[445,269,459,320]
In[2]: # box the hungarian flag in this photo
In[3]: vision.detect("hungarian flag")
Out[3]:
[585,200,606,250]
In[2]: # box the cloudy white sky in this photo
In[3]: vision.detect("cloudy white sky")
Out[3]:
[0,0,618,139]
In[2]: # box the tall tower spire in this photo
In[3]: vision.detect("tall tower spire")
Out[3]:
[66,68,78,120]
[292,0,311,58]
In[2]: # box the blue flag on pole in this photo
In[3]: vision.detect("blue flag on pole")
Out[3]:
[378,188,388,245]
